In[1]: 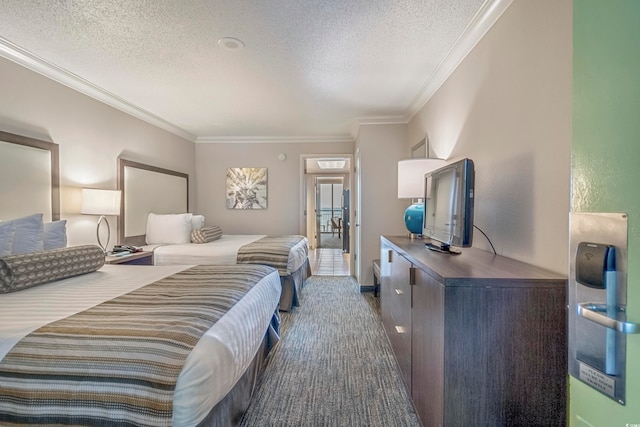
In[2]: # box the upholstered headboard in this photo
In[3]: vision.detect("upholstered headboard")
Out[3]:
[0,130,60,222]
[117,158,189,245]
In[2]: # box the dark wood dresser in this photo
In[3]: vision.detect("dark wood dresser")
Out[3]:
[380,235,567,427]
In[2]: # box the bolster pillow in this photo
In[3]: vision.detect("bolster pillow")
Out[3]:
[191,225,223,243]
[0,245,105,294]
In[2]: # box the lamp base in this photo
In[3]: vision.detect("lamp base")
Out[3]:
[404,202,424,235]
[96,215,111,254]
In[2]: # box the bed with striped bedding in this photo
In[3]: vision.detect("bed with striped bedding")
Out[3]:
[145,234,310,311]
[0,263,281,426]
[237,235,305,274]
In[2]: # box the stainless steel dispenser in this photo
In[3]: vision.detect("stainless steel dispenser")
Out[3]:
[569,212,639,405]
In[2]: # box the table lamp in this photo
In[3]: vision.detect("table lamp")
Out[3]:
[398,158,445,236]
[81,188,121,253]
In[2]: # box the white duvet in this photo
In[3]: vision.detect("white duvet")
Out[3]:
[0,264,281,426]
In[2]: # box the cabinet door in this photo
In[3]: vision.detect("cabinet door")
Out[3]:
[412,267,445,426]
[380,246,412,390]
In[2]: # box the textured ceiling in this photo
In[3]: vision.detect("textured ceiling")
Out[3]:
[0,0,505,142]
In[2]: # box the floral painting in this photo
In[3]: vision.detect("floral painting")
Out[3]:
[226,167,268,209]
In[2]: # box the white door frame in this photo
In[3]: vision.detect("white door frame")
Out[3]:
[299,154,354,273]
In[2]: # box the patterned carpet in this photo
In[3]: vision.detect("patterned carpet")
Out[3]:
[239,276,420,427]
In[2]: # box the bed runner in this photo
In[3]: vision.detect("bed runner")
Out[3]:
[237,235,303,275]
[0,264,275,427]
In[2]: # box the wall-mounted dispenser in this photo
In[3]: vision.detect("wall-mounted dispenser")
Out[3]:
[569,212,639,405]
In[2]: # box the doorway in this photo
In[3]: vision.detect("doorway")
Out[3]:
[315,177,344,249]
[301,155,353,276]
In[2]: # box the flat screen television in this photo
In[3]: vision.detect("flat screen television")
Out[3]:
[422,158,475,254]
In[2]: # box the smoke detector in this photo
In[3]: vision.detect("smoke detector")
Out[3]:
[218,37,245,50]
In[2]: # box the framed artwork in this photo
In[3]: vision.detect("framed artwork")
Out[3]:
[226,167,268,209]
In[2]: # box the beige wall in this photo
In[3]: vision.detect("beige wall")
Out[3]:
[0,57,195,249]
[407,0,572,274]
[194,142,354,235]
[356,124,409,285]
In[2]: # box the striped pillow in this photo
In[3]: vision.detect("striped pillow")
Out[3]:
[191,225,223,244]
[0,245,105,293]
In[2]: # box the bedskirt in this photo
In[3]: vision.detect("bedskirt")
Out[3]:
[198,308,280,426]
[278,257,311,312]
[198,334,270,427]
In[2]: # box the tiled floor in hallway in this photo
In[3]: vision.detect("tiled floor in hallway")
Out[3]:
[309,248,350,276]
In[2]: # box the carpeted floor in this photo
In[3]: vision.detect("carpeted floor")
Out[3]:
[239,276,420,427]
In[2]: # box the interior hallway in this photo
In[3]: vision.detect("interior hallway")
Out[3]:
[309,248,350,276]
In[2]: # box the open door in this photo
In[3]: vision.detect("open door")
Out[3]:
[314,178,321,249]
[342,189,350,252]
[315,177,344,249]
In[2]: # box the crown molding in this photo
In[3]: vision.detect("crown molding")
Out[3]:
[404,0,514,118]
[349,115,409,139]
[196,135,354,144]
[349,0,513,139]
[354,116,409,126]
[0,37,197,142]
[1,0,512,145]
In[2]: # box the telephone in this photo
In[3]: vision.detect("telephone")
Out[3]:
[112,245,141,253]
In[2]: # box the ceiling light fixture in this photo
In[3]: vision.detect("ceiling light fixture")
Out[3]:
[317,160,346,169]
[218,37,245,50]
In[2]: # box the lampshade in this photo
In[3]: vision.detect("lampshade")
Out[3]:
[397,158,446,199]
[81,189,121,215]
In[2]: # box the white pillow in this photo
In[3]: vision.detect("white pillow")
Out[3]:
[9,213,44,255]
[43,220,68,250]
[0,221,16,257]
[191,214,205,231]
[145,213,193,245]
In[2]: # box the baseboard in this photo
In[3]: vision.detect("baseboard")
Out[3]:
[360,285,375,293]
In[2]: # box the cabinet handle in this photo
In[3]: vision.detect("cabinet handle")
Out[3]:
[577,303,640,334]
[395,326,406,334]
[395,288,403,295]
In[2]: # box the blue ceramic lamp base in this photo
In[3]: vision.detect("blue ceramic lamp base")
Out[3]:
[404,202,424,235]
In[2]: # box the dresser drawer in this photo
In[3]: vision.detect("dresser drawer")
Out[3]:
[385,311,412,390]
[381,247,413,390]
[388,280,411,329]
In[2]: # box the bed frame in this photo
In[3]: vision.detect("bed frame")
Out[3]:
[117,157,189,245]
[117,157,310,311]
[0,130,59,221]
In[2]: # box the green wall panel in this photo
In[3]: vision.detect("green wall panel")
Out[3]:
[571,1,640,425]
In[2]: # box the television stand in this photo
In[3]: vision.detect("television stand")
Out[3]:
[425,242,461,255]
[381,235,567,426]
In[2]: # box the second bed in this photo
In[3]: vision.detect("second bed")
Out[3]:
[144,234,310,311]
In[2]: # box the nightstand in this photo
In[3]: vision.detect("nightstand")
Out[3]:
[105,251,153,265]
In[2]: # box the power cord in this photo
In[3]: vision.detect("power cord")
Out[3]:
[474,225,497,255]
